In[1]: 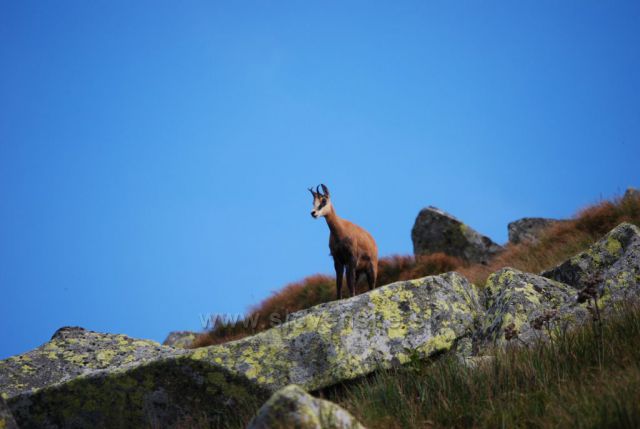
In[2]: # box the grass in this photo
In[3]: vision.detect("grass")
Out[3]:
[191,192,640,348]
[321,301,640,429]
[459,193,640,285]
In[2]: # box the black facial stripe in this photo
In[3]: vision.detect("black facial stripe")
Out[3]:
[318,199,327,210]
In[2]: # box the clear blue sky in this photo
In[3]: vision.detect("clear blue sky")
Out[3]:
[1,1,639,359]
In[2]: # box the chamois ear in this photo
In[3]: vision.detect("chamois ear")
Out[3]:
[308,187,316,198]
[320,184,330,198]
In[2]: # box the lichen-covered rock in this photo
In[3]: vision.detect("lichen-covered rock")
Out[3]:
[194,272,482,392]
[247,385,365,429]
[163,331,198,348]
[0,396,19,429]
[507,217,564,244]
[477,268,584,349]
[542,222,640,302]
[0,326,181,400]
[411,206,503,264]
[479,225,640,350]
[0,327,268,428]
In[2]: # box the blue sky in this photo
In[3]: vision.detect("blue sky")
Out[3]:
[1,1,639,359]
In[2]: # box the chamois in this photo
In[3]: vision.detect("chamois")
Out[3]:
[309,184,378,299]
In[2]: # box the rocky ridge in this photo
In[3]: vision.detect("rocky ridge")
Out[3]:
[1,222,639,428]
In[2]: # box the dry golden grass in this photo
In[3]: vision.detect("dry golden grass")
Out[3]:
[460,193,640,285]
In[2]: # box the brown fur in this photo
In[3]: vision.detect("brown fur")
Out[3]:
[310,184,378,299]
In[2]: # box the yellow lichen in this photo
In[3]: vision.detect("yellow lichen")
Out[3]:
[417,328,457,355]
[21,364,35,374]
[96,350,116,366]
[606,236,622,255]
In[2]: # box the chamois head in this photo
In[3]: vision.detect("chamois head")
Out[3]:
[309,184,332,219]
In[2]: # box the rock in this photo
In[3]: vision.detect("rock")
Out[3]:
[507,217,564,245]
[162,331,198,348]
[623,187,639,201]
[478,223,640,351]
[0,272,481,427]
[0,326,181,400]
[411,206,503,264]
[195,271,482,392]
[0,327,268,428]
[477,268,585,349]
[0,396,19,429]
[542,222,640,302]
[247,385,365,429]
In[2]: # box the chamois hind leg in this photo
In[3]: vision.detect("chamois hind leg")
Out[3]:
[334,261,344,299]
[366,263,377,291]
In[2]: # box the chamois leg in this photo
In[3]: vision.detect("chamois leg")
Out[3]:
[366,263,377,291]
[334,261,344,299]
[346,265,357,297]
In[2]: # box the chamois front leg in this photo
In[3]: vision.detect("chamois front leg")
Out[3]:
[346,264,357,297]
[334,261,344,299]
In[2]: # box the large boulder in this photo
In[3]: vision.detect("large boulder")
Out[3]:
[0,326,182,399]
[478,222,640,351]
[0,272,481,428]
[477,268,585,349]
[542,222,640,303]
[411,206,503,264]
[195,272,482,392]
[247,384,365,429]
[162,331,198,348]
[507,217,564,245]
[0,327,268,428]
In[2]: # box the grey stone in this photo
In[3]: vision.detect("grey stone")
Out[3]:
[477,223,640,351]
[247,384,365,429]
[194,271,483,392]
[162,331,198,348]
[476,268,586,350]
[508,217,565,245]
[0,327,267,428]
[542,222,640,303]
[411,206,503,264]
[623,187,639,201]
